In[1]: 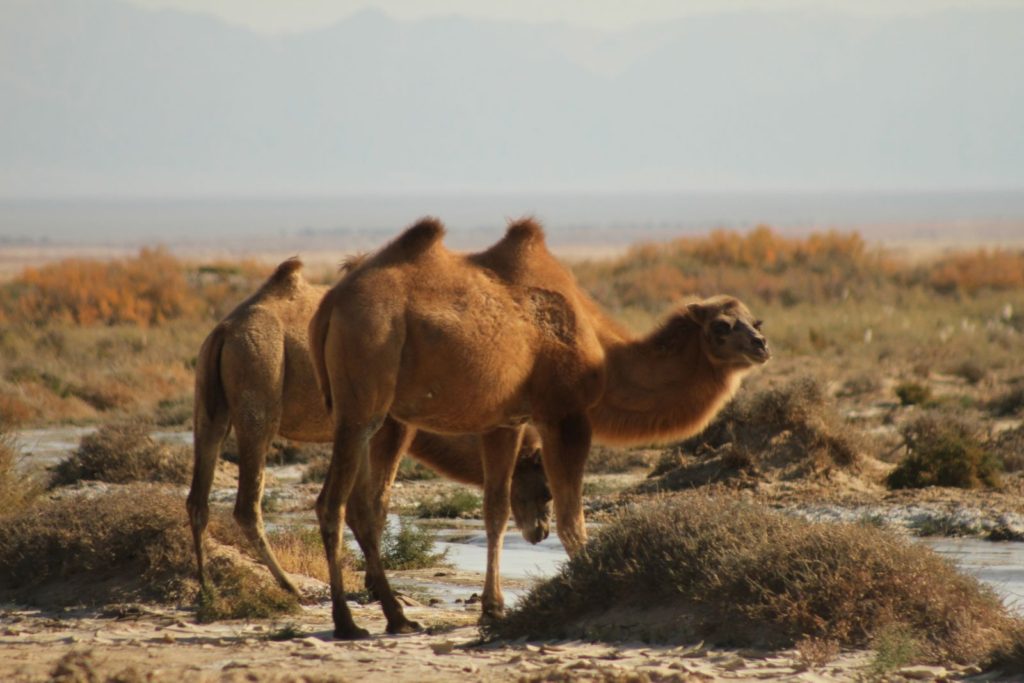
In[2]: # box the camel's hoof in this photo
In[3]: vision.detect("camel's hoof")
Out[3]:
[479,607,507,624]
[386,619,422,635]
[333,625,370,640]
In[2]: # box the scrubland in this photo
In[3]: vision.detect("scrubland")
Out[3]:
[2,227,1024,680]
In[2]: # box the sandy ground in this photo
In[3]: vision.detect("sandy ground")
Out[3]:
[0,599,910,683]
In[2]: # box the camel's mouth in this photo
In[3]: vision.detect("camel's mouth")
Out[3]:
[522,523,551,545]
[750,345,772,363]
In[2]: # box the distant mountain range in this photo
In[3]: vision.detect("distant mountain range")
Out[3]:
[1,0,1022,198]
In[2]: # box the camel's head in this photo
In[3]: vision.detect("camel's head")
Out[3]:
[687,295,771,367]
[510,428,552,545]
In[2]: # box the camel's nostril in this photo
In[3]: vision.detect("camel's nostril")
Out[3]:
[752,337,766,350]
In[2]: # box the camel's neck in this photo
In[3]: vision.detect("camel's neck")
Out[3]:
[589,322,745,445]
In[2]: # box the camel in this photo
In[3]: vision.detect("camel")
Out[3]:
[309,217,771,639]
[185,258,552,625]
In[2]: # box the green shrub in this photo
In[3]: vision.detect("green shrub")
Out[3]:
[887,414,1001,489]
[416,489,481,519]
[485,496,1014,665]
[49,421,190,487]
[395,456,440,481]
[380,518,449,570]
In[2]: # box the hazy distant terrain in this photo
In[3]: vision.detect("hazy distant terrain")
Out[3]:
[1,0,1022,199]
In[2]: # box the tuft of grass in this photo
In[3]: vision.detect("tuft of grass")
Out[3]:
[895,382,933,406]
[0,483,299,618]
[194,563,298,623]
[887,413,1001,490]
[49,421,190,487]
[380,518,449,570]
[267,623,303,641]
[485,496,1015,666]
[416,489,482,519]
[869,623,921,676]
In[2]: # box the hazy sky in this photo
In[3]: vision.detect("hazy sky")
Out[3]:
[121,0,1016,33]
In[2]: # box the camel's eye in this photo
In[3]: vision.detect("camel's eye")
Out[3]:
[753,320,763,331]
[711,320,731,336]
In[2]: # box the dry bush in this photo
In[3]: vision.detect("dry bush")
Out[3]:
[895,381,933,406]
[643,376,863,491]
[0,483,297,618]
[486,496,1016,666]
[992,426,1024,472]
[988,385,1024,418]
[50,421,191,487]
[416,489,481,519]
[887,413,1001,490]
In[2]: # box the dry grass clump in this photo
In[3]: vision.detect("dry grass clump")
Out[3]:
[0,484,297,619]
[0,422,43,516]
[644,376,863,491]
[585,445,656,474]
[49,421,190,487]
[887,413,1002,489]
[486,496,1015,666]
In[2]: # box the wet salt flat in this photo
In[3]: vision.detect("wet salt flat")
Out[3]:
[924,537,1024,613]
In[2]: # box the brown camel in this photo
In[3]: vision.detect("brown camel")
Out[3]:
[309,217,771,639]
[185,258,551,621]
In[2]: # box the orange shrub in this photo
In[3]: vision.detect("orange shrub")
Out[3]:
[927,249,1024,294]
[6,248,199,327]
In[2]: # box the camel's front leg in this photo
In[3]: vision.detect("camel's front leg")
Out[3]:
[316,417,381,640]
[537,413,591,556]
[480,426,525,620]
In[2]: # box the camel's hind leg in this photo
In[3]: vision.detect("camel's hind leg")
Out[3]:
[317,416,385,639]
[479,425,526,621]
[347,417,420,634]
[232,417,300,595]
[537,413,591,556]
[186,407,231,590]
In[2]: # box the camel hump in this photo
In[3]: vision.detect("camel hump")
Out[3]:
[256,257,306,297]
[388,217,446,259]
[268,257,304,285]
[505,217,546,245]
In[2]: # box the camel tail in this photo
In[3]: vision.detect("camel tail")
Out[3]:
[196,325,228,423]
[309,293,334,414]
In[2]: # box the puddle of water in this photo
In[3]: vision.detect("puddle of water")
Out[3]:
[924,537,1024,613]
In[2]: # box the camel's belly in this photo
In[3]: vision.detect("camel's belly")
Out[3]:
[390,312,536,433]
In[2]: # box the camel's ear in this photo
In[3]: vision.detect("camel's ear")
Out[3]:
[686,301,715,326]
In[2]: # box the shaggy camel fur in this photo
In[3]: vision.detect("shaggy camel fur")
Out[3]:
[185,258,551,604]
[310,218,771,638]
